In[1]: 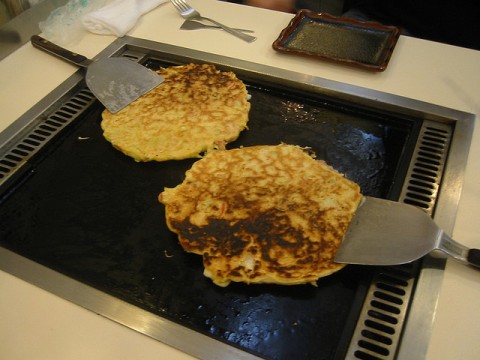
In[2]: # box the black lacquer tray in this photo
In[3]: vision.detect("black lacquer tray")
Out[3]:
[273,10,400,71]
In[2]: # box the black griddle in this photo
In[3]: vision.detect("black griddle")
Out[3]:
[0,59,419,360]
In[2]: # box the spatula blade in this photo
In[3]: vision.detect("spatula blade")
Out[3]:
[85,57,164,113]
[334,197,441,266]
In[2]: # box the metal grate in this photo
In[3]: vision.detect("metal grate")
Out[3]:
[401,121,452,214]
[346,120,453,359]
[0,89,95,186]
[348,265,417,360]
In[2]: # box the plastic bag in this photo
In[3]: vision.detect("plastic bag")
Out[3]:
[39,0,111,45]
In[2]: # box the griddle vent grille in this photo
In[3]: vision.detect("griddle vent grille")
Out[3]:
[0,89,95,186]
[347,120,453,359]
[401,121,452,214]
[348,264,417,360]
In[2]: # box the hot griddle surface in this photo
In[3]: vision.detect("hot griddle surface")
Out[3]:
[0,78,415,359]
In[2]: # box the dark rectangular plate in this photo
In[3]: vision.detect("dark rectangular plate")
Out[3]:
[272,10,400,71]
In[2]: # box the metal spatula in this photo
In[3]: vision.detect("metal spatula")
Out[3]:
[31,35,164,113]
[334,196,480,268]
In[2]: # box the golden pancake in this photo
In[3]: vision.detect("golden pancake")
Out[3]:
[101,63,250,162]
[159,144,362,287]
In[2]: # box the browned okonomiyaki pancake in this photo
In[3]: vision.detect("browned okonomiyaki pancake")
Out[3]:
[158,144,363,287]
[101,63,250,162]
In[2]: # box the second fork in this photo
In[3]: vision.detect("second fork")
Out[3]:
[170,0,256,43]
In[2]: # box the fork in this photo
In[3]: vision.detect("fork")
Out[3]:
[170,0,256,43]
[180,20,255,33]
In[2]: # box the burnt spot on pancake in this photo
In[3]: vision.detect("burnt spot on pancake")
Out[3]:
[159,144,362,287]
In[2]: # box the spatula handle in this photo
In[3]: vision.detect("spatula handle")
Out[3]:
[467,249,480,268]
[31,35,92,68]
[439,232,480,269]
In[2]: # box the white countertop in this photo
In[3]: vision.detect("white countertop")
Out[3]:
[1,1,480,359]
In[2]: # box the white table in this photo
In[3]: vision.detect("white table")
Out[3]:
[1,1,480,359]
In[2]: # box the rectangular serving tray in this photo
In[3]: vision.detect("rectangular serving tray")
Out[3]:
[272,10,400,71]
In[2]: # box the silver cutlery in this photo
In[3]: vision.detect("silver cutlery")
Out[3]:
[170,0,256,43]
[180,20,255,33]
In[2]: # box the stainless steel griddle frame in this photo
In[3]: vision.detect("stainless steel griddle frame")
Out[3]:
[0,36,475,360]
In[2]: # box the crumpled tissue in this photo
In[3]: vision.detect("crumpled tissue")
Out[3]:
[82,0,168,37]
[39,0,167,46]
